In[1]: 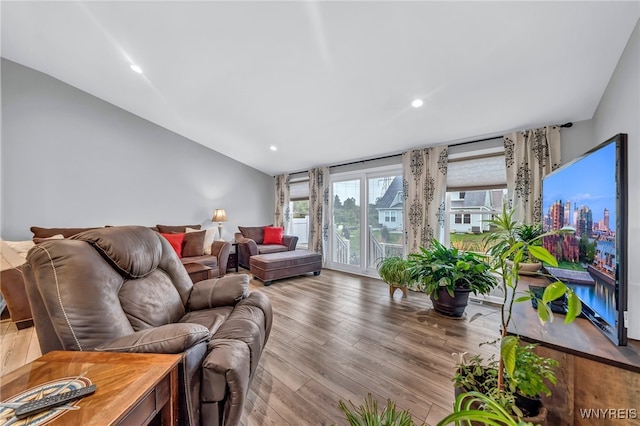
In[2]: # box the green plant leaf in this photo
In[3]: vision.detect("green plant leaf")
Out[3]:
[528,245,558,266]
[501,336,518,376]
[542,281,567,304]
[565,292,582,324]
[514,295,532,303]
[537,302,551,323]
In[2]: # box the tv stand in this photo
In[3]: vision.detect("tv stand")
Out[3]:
[510,276,640,425]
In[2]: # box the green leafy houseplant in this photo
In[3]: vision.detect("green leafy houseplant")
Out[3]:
[452,204,583,419]
[437,391,534,426]
[338,393,424,426]
[407,239,498,317]
[453,343,559,418]
[407,239,497,299]
[513,223,544,263]
[377,256,412,287]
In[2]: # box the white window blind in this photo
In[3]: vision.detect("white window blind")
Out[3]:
[446,137,506,191]
[289,179,309,201]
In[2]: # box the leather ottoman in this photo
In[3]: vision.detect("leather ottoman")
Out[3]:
[249,250,322,286]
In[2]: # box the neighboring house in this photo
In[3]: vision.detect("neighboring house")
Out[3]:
[449,190,503,233]
[375,176,404,230]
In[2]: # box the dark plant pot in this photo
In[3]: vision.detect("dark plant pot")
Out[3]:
[515,393,542,418]
[430,288,470,317]
[454,386,548,426]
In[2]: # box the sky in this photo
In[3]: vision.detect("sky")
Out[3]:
[542,139,618,225]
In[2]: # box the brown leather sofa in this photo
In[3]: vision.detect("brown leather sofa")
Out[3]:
[235,226,298,269]
[23,226,272,426]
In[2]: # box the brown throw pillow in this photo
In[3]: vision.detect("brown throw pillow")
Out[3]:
[156,224,201,233]
[182,230,205,257]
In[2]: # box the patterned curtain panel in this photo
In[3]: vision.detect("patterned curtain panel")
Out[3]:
[274,174,291,233]
[402,146,448,255]
[504,126,561,224]
[308,167,330,265]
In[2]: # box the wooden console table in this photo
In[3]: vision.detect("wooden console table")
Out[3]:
[510,275,640,425]
[0,351,181,425]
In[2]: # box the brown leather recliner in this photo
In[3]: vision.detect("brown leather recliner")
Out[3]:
[22,226,272,426]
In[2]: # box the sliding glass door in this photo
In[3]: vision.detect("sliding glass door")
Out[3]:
[329,167,403,276]
[332,179,361,267]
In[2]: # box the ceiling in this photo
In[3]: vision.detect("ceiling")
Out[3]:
[2,2,638,176]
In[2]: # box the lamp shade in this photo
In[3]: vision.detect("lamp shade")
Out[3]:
[212,209,227,222]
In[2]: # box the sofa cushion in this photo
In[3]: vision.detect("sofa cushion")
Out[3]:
[183,230,205,257]
[263,227,284,245]
[258,244,289,254]
[238,226,271,245]
[161,233,185,258]
[31,226,100,239]
[187,227,216,255]
[157,224,201,233]
[182,255,218,269]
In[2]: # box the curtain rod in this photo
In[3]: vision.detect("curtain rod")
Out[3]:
[288,122,573,176]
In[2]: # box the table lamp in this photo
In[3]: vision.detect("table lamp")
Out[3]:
[212,209,227,241]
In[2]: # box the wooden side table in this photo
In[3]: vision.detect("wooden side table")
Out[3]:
[0,351,181,426]
[184,262,213,283]
[227,242,239,272]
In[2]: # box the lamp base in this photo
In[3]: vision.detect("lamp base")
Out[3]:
[217,224,224,241]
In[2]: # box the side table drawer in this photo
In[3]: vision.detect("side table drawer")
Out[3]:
[117,374,170,426]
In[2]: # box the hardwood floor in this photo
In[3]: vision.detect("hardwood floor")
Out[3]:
[0,269,501,425]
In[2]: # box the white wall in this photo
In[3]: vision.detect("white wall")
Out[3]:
[592,19,640,341]
[559,20,639,340]
[1,59,275,241]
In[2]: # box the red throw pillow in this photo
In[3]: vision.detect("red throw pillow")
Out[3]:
[161,233,185,258]
[263,226,284,245]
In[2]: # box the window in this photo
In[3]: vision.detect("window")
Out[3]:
[446,138,507,252]
[289,178,310,249]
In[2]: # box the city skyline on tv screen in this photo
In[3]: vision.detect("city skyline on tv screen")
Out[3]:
[542,140,616,233]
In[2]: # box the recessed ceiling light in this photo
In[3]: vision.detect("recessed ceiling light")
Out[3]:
[130,64,143,74]
[269,146,278,151]
[411,99,424,108]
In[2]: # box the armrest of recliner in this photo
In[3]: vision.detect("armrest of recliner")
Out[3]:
[94,323,210,353]
[187,274,249,311]
[210,240,231,276]
[282,235,298,251]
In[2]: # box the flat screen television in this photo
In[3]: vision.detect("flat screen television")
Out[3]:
[541,133,628,346]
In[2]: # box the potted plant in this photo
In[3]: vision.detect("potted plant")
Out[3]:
[338,393,423,426]
[437,391,535,426]
[377,256,412,298]
[451,204,582,421]
[407,239,497,317]
[513,223,544,274]
[453,342,556,422]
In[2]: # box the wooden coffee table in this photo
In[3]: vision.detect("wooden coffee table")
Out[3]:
[0,351,181,425]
